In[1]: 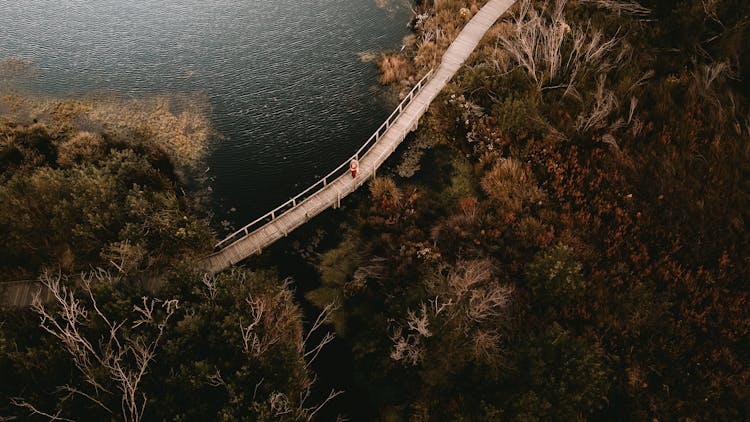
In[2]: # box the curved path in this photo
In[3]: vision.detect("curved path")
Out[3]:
[202,0,517,273]
[1,0,517,306]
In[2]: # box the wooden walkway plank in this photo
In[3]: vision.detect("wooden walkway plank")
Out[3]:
[201,0,517,273]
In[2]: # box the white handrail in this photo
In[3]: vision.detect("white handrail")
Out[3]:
[215,69,434,250]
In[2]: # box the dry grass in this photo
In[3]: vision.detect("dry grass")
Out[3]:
[86,96,211,169]
[382,0,484,82]
[0,93,212,170]
[369,176,403,208]
[480,157,545,214]
[413,40,439,69]
[575,76,618,132]
[488,0,648,141]
[377,53,414,85]
[580,0,651,16]
[373,0,498,85]
[495,0,627,95]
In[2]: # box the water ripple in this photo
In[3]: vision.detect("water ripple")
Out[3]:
[0,0,411,223]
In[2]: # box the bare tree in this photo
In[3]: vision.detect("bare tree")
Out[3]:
[13,270,177,422]
[300,302,337,369]
[390,260,513,366]
[201,272,218,301]
[260,299,343,421]
[390,326,425,365]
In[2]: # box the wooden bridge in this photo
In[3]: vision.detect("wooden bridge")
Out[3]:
[1,0,516,306]
[202,0,517,273]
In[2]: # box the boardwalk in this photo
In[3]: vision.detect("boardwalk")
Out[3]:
[202,0,517,273]
[1,0,516,306]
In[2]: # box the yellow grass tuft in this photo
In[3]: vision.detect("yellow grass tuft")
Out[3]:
[377,53,414,85]
[0,93,212,171]
[369,176,402,209]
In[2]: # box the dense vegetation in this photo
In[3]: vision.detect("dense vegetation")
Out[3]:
[1,266,344,421]
[2,0,749,420]
[0,95,214,278]
[0,95,338,420]
[306,0,749,419]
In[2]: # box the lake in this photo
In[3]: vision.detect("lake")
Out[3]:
[0,0,412,230]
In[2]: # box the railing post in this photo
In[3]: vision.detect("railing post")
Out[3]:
[292,198,296,207]
[271,210,275,220]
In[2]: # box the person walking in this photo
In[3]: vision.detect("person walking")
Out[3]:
[350,159,359,178]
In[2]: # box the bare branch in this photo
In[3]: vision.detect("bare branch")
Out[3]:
[389,327,424,365]
[30,270,177,422]
[304,332,335,369]
[131,296,155,329]
[467,284,514,322]
[10,397,76,422]
[58,384,114,414]
[447,259,494,299]
[201,273,218,301]
[304,389,345,421]
[472,329,502,363]
[252,378,264,402]
[206,369,226,388]
[391,259,514,368]
[269,392,293,416]
[580,0,651,16]
[428,295,453,316]
[406,303,432,337]
[302,302,337,350]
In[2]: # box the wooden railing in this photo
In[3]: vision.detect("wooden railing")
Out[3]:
[214,69,434,251]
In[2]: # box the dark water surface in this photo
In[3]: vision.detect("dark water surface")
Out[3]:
[0,0,411,228]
